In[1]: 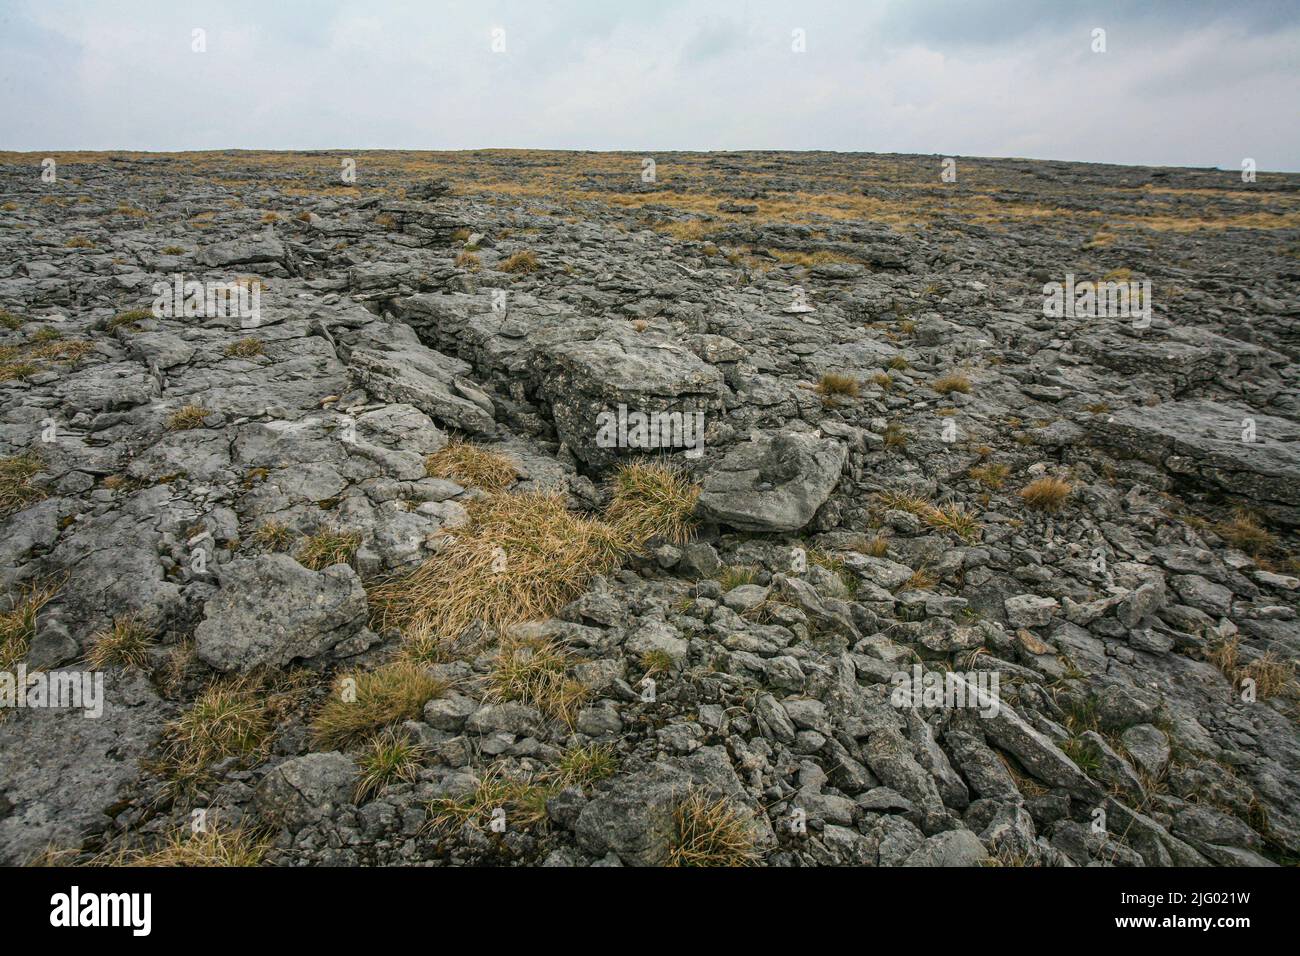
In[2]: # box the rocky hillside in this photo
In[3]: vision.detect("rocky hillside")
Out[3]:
[0,150,1297,867]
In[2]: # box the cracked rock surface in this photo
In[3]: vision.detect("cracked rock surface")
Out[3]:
[0,150,1297,867]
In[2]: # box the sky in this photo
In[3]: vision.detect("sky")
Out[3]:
[1,0,1297,170]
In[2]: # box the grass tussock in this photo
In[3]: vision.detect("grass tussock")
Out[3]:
[354,728,427,803]
[108,308,152,331]
[931,372,972,395]
[1208,637,1296,700]
[550,742,618,790]
[863,535,890,558]
[250,520,294,551]
[223,337,264,358]
[426,764,554,834]
[719,565,761,590]
[1019,476,1072,512]
[1214,510,1275,557]
[667,790,758,867]
[874,490,932,516]
[105,826,270,867]
[374,490,629,645]
[605,459,700,547]
[312,660,447,749]
[924,503,982,543]
[968,462,1011,490]
[166,404,210,431]
[485,636,590,726]
[902,567,938,592]
[295,528,361,570]
[425,439,518,493]
[641,648,676,675]
[0,360,39,382]
[883,422,909,448]
[454,250,481,271]
[85,615,155,670]
[815,372,860,402]
[0,453,46,517]
[153,675,275,797]
[29,338,94,364]
[0,579,61,672]
[499,250,540,274]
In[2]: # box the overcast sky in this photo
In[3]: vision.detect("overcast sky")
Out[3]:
[2,0,1297,170]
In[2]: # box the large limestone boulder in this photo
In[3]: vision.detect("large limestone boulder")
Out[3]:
[696,432,847,532]
[195,554,367,673]
[537,336,725,470]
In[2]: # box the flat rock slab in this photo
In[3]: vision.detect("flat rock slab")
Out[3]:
[696,432,847,532]
[348,346,496,435]
[0,670,169,864]
[195,553,368,673]
[1088,400,1300,526]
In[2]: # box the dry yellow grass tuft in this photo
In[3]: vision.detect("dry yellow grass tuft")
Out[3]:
[604,459,701,546]
[105,825,270,867]
[874,490,932,515]
[549,742,618,790]
[312,660,447,749]
[454,250,481,271]
[924,503,982,543]
[354,727,427,803]
[85,615,155,670]
[902,567,938,591]
[295,528,361,570]
[0,453,46,517]
[373,490,628,645]
[499,249,540,274]
[1208,637,1296,700]
[223,337,264,358]
[426,763,554,835]
[250,519,294,551]
[485,636,589,726]
[719,565,761,590]
[0,360,38,382]
[0,578,61,673]
[1214,510,1275,557]
[968,462,1011,490]
[1019,476,1072,512]
[425,439,518,493]
[667,790,758,867]
[108,308,152,331]
[815,372,861,402]
[166,404,210,430]
[153,675,274,797]
[931,372,972,395]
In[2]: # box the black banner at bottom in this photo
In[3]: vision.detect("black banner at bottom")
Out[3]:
[1,865,1282,941]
